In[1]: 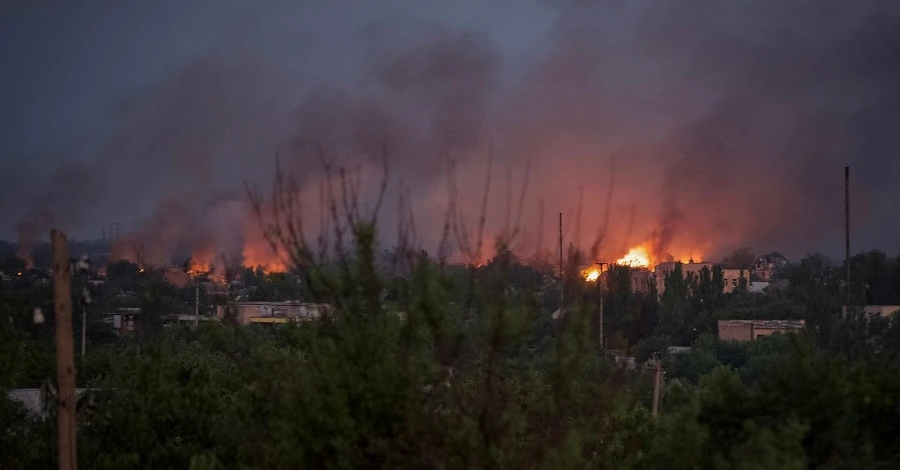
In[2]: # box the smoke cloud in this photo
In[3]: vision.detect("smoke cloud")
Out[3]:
[8,0,900,268]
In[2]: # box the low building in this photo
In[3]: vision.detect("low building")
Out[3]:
[201,281,229,297]
[655,261,712,293]
[228,301,332,325]
[722,269,751,293]
[588,267,653,294]
[630,268,653,294]
[717,319,805,341]
[749,281,769,293]
[164,313,218,327]
[100,308,141,336]
[666,346,691,355]
[842,305,900,317]
[7,388,101,419]
[753,255,787,281]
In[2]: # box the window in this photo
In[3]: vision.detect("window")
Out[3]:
[732,279,737,287]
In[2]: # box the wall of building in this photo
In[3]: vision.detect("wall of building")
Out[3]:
[722,269,751,293]
[230,301,331,325]
[654,262,712,293]
[717,319,805,341]
[630,269,652,294]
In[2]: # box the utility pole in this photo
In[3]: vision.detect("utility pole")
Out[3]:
[845,166,851,311]
[80,297,86,358]
[652,355,663,417]
[78,258,90,359]
[195,283,200,328]
[559,212,564,310]
[596,262,609,351]
[51,229,78,470]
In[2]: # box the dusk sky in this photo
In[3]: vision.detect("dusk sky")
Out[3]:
[3,0,899,265]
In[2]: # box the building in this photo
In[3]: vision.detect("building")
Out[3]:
[630,268,653,294]
[722,269,751,293]
[201,281,230,297]
[717,319,805,341]
[100,308,141,336]
[748,281,769,293]
[228,301,332,325]
[753,254,787,281]
[589,267,653,294]
[842,305,900,317]
[654,261,712,293]
[7,388,101,418]
[164,313,218,327]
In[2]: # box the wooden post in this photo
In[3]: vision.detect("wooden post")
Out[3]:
[51,229,78,470]
[652,356,663,418]
[845,166,851,310]
[598,273,604,350]
[559,213,564,309]
[195,283,200,328]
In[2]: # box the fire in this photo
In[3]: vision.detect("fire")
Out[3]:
[613,240,704,270]
[616,245,651,268]
[187,257,211,274]
[241,240,287,273]
[582,268,601,282]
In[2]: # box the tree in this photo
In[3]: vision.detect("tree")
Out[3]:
[658,264,690,343]
[720,247,757,270]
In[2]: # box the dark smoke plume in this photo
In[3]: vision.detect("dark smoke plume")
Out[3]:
[12,0,900,266]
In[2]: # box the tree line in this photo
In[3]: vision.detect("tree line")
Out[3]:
[2,225,900,467]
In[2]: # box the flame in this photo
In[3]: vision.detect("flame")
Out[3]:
[583,268,601,282]
[579,266,604,282]
[616,245,651,268]
[241,240,287,273]
[187,257,211,275]
[613,240,704,270]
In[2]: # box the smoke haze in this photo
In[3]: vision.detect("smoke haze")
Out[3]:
[3,0,900,267]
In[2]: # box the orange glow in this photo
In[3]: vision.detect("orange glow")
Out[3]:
[187,258,211,275]
[188,243,215,275]
[241,240,287,273]
[616,245,652,268]
[582,268,601,282]
[613,241,703,270]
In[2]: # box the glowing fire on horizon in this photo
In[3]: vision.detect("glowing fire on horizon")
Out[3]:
[580,241,705,281]
[616,245,651,268]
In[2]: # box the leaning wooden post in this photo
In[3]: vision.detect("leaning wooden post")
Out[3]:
[52,229,78,470]
[652,356,663,418]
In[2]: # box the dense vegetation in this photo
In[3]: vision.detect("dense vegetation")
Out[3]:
[2,222,900,468]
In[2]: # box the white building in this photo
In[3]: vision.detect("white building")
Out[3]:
[228,301,332,325]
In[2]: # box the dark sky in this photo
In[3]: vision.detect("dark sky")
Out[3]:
[3,0,899,264]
